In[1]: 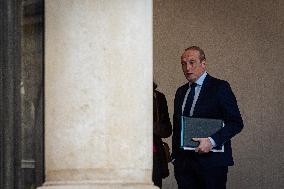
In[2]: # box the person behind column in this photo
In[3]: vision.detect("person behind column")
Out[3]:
[153,82,172,188]
[172,46,244,189]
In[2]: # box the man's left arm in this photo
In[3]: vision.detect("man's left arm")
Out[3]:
[210,81,244,147]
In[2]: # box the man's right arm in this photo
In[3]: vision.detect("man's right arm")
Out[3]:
[171,88,182,160]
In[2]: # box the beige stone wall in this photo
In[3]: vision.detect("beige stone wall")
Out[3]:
[153,0,284,188]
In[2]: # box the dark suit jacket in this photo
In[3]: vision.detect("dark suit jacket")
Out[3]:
[172,74,244,168]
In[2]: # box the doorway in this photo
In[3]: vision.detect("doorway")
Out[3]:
[0,0,44,188]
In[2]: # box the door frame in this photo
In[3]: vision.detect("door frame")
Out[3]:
[0,0,22,188]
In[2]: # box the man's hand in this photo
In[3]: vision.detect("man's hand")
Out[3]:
[192,138,213,153]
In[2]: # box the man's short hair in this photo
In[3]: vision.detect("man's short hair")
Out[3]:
[184,46,206,61]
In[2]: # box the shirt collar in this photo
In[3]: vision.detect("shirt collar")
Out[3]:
[189,71,207,86]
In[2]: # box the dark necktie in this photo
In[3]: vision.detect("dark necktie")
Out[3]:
[183,83,197,116]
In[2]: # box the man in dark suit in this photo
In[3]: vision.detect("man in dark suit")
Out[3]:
[172,46,244,189]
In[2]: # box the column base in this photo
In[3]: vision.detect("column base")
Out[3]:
[38,183,158,189]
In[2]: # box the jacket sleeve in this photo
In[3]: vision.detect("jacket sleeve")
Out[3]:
[211,81,244,147]
[171,89,181,160]
[153,92,172,138]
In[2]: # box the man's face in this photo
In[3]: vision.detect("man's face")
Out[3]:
[181,49,206,82]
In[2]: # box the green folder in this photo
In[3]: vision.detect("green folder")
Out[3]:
[181,116,224,152]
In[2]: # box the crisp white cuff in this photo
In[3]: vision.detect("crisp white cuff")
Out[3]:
[208,137,217,147]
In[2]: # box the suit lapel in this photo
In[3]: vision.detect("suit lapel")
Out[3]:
[194,74,212,113]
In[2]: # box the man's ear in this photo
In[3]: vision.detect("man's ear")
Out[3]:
[201,60,206,68]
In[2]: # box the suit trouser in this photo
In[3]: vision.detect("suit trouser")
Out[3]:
[174,155,228,189]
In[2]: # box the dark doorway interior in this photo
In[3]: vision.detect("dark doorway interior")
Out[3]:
[0,0,44,188]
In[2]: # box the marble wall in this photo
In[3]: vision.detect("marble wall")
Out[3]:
[42,1,155,188]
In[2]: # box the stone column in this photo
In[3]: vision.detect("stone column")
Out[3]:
[40,0,156,189]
